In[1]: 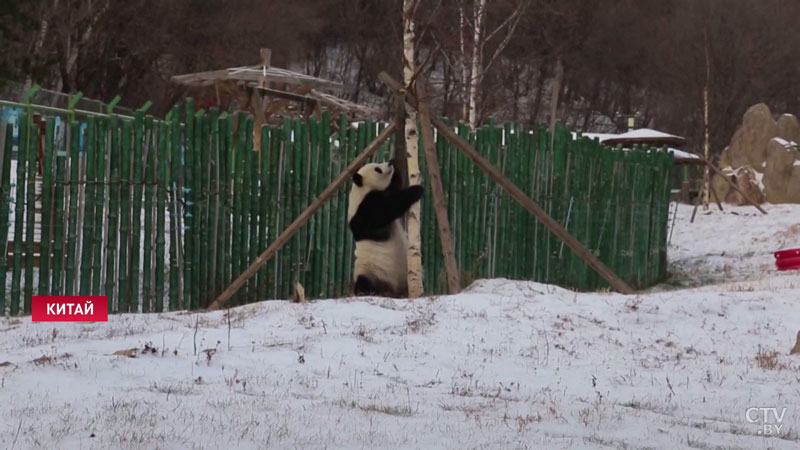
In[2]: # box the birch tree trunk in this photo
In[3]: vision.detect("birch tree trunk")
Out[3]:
[459,1,470,123]
[548,57,564,149]
[702,28,711,211]
[467,0,487,130]
[403,0,424,297]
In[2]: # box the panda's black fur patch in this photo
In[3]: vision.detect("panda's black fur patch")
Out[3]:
[349,165,423,243]
[354,274,402,297]
[349,186,424,241]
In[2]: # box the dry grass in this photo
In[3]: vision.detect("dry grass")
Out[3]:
[405,307,437,334]
[754,347,788,370]
[353,324,375,343]
[339,399,416,417]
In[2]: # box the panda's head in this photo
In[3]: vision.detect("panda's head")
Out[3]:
[352,162,394,192]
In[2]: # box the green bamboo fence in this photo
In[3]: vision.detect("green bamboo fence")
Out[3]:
[0,99,673,316]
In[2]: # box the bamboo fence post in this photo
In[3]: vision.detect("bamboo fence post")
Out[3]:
[39,117,55,297]
[258,125,270,299]
[379,72,635,295]
[207,122,396,310]
[52,127,67,296]
[183,101,195,309]
[106,116,120,307]
[10,111,27,313]
[416,82,460,294]
[0,124,12,312]
[156,121,168,312]
[65,121,80,296]
[130,113,146,310]
[142,117,156,312]
[92,118,107,296]
[24,114,39,310]
[118,119,132,311]
[167,106,180,310]
[79,117,96,296]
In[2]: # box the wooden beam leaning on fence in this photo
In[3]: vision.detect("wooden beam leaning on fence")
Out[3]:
[379,71,636,296]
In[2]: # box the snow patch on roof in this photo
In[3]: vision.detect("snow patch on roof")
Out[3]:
[667,148,699,159]
[613,128,683,140]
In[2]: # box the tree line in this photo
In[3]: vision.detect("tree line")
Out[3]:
[2,0,799,158]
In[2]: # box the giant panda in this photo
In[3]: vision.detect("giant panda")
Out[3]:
[347,160,424,298]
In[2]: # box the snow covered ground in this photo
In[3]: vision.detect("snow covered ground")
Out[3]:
[1,203,800,450]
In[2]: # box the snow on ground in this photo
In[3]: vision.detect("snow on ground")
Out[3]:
[1,203,800,450]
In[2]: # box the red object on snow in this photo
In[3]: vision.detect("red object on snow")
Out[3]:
[774,248,800,271]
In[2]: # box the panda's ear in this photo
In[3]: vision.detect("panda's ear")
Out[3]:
[352,173,363,187]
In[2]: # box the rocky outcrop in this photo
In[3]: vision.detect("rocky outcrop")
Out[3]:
[721,103,777,171]
[711,166,765,206]
[717,103,800,204]
[763,138,800,203]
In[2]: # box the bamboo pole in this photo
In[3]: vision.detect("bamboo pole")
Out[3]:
[106,115,122,312]
[130,113,146,310]
[156,121,168,312]
[207,122,396,310]
[379,72,635,295]
[143,117,156,312]
[11,112,27,313]
[24,115,39,310]
[168,106,180,310]
[416,82,460,294]
[65,121,80,296]
[118,119,132,311]
[92,118,107,296]
[0,125,12,312]
[79,117,96,296]
[39,118,55,297]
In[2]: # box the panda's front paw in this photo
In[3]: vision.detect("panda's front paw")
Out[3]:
[408,185,425,201]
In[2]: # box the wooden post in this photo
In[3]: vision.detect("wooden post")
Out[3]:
[417,82,460,294]
[379,71,635,295]
[207,122,397,310]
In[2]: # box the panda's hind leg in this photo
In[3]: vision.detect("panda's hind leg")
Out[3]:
[353,275,397,298]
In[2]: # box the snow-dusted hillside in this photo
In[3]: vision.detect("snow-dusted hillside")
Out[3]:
[1,203,799,450]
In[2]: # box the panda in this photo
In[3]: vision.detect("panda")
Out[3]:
[347,160,424,298]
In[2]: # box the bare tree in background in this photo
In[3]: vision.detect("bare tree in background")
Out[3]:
[458,0,527,129]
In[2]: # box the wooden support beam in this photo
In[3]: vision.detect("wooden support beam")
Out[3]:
[417,82,460,295]
[379,72,635,295]
[208,122,397,310]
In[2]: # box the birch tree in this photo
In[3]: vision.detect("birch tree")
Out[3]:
[403,0,424,297]
[459,0,527,129]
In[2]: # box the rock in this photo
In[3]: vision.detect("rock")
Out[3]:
[719,147,731,168]
[763,138,800,203]
[711,170,731,201]
[726,103,777,172]
[776,114,800,144]
[713,166,765,205]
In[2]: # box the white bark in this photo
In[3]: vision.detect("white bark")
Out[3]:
[25,0,56,91]
[403,0,424,297]
[702,28,711,211]
[459,1,470,122]
[467,0,486,130]
[549,57,564,149]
